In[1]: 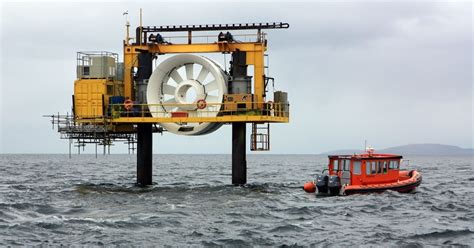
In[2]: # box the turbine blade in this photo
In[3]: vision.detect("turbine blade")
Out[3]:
[170,69,184,83]
[204,80,218,92]
[162,84,176,95]
[185,63,194,80]
[197,67,210,82]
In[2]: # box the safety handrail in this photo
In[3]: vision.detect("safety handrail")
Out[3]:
[76,101,289,120]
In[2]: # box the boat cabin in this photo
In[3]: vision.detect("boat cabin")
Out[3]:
[327,153,402,186]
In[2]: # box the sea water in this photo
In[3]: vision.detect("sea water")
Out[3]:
[0,154,473,246]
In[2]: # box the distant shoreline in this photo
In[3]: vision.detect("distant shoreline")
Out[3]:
[0,143,472,156]
[319,144,473,156]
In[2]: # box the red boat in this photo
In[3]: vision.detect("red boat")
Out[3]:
[303,149,422,196]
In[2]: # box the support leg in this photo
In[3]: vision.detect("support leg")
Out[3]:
[137,124,153,186]
[232,123,247,185]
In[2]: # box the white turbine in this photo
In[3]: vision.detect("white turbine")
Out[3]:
[147,54,228,135]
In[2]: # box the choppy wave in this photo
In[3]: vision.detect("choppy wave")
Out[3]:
[0,154,473,246]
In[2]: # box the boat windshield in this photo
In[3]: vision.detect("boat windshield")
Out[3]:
[342,159,350,171]
[332,159,351,171]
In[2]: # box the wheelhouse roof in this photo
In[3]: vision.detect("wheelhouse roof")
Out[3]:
[328,153,403,160]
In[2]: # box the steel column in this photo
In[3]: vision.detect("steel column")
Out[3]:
[232,122,247,185]
[137,123,153,186]
[136,51,153,186]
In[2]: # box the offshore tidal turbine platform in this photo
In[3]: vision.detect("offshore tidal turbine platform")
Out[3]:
[46,17,290,186]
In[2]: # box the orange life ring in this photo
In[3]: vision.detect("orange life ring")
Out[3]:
[124,99,133,111]
[196,99,207,109]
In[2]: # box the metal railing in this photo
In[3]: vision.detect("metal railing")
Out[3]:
[90,101,290,120]
[161,33,263,44]
[76,51,118,80]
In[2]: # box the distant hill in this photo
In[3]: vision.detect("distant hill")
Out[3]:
[320,144,473,156]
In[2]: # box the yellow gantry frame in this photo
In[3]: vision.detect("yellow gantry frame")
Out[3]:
[123,42,266,109]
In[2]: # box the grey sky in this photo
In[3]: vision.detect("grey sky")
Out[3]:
[0,1,472,154]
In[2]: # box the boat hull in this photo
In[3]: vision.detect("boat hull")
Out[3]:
[343,170,422,195]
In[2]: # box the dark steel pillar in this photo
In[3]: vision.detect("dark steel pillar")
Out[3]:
[136,51,153,186]
[137,124,153,186]
[230,51,248,185]
[232,123,247,185]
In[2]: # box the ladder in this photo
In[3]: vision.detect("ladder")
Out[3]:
[251,123,270,151]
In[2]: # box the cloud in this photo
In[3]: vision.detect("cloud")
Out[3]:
[0,1,472,154]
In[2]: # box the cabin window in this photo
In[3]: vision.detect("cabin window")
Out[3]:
[389,161,395,169]
[371,162,377,174]
[376,161,383,174]
[343,160,351,171]
[389,160,400,170]
[333,160,339,171]
[83,66,90,76]
[383,161,388,174]
[369,161,377,174]
[365,161,371,175]
[353,161,361,175]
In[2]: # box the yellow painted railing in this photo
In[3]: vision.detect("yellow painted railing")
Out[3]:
[76,101,289,123]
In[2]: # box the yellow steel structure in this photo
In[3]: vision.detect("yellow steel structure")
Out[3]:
[72,22,289,125]
[123,43,266,114]
[47,21,290,185]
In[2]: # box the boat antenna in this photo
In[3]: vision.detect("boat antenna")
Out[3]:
[364,140,374,156]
